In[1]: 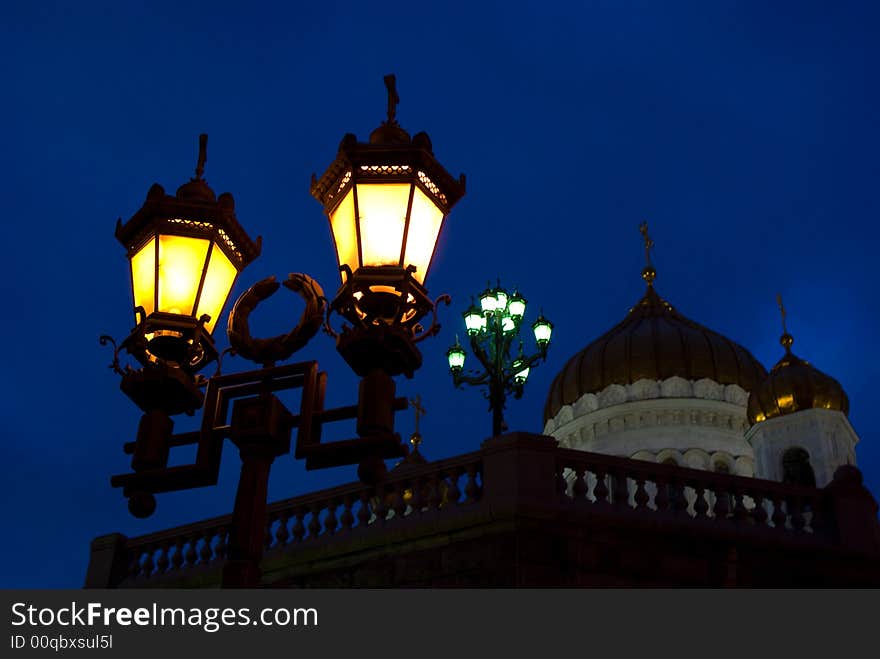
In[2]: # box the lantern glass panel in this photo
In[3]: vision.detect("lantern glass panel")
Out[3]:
[356,182,411,267]
[508,297,526,319]
[195,243,238,333]
[130,236,156,320]
[403,187,444,284]
[157,234,210,316]
[464,309,484,334]
[447,347,465,370]
[329,188,357,281]
[534,320,553,343]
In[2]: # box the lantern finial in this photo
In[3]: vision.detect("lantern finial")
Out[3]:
[195,134,208,180]
[384,74,399,125]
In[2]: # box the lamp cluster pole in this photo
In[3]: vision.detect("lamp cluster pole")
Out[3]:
[446,282,553,437]
[101,76,464,587]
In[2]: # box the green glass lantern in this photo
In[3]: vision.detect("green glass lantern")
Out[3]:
[507,291,526,320]
[447,338,466,372]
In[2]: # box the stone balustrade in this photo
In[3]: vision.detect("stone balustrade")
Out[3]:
[93,451,484,586]
[86,433,880,587]
[556,447,830,536]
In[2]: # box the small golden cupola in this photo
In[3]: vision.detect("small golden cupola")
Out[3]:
[747,295,849,425]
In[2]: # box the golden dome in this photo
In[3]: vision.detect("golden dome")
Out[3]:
[544,285,768,422]
[746,335,848,425]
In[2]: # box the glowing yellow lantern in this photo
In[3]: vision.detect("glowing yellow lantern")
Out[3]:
[311,76,465,332]
[116,136,261,370]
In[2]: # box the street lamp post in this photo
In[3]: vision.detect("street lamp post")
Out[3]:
[101,76,464,586]
[446,282,553,437]
[311,74,465,483]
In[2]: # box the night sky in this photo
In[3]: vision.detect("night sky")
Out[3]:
[2,1,877,587]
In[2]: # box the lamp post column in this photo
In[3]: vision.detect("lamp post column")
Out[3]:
[222,392,294,588]
[222,444,275,588]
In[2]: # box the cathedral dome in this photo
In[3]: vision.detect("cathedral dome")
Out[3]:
[747,333,848,425]
[544,284,768,422]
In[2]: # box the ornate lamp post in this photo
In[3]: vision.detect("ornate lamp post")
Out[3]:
[311,74,466,482]
[446,282,553,437]
[106,135,262,510]
[101,76,464,586]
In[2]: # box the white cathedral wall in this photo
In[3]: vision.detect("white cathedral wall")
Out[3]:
[545,377,754,476]
[745,407,859,487]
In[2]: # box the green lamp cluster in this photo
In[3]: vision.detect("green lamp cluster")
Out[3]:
[445,281,554,436]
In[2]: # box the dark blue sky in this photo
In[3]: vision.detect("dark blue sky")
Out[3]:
[1,1,877,587]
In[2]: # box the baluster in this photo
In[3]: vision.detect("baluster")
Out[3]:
[324,500,339,535]
[713,484,730,519]
[291,508,306,542]
[611,470,629,506]
[214,528,227,561]
[633,478,649,510]
[750,493,768,527]
[556,466,567,498]
[693,485,709,518]
[340,497,355,531]
[275,513,290,546]
[654,477,669,511]
[170,539,184,572]
[411,477,425,513]
[373,488,389,523]
[771,497,787,529]
[808,495,824,534]
[184,535,198,567]
[357,493,372,527]
[446,469,462,505]
[264,514,276,550]
[155,543,170,574]
[789,497,805,531]
[199,533,213,564]
[670,480,688,514]
[465,464,480,502]
[572,467,588,500]
[307,505,322,538]
[128,553,141,579]
[141,548,155,578]
[428,474,442,510]
[391,484,407,518]
[593,470,608,503]
[732,491,748,523]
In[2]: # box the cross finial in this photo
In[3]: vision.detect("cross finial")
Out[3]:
[384,74,399,124]
[639,221,656,286]
[409,394,426,449]
[776,293,793,353]
[195,133,208,180]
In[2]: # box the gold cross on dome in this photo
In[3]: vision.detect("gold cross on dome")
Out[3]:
[639,221,656,285]
[776,293,788,334]
[409,395,425,436]
[776,293,794,353]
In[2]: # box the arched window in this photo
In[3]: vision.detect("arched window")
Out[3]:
[782,447,816,487]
